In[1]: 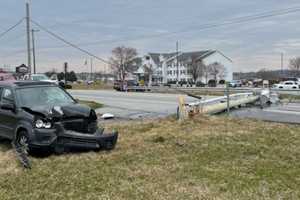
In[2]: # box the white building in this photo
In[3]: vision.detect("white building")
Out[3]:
[136,50,233,84]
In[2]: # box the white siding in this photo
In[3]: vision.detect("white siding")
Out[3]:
[202,52,233,81]
[136,51,233,84]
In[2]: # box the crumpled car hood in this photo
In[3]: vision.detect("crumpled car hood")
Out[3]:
[22,103,95,119]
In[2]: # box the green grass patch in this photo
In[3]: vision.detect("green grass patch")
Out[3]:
[1,117,300,199]
[280,94,300,101]
[77,99,103,110]
[71,82,113,90]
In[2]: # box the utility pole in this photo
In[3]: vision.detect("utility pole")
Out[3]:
[176,41,179,85]
[26,2,31,75]
[31,29,39,74]
[226,81,230,115]
[90,57,93,81]
[64,62,68,83]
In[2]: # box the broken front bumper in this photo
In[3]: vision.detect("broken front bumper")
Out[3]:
[29,123,118,151]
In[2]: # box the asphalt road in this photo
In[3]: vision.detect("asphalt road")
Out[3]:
[231,103,300,124]
[70,90,199,119]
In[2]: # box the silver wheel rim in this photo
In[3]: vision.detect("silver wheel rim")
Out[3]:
[18,135,29,155]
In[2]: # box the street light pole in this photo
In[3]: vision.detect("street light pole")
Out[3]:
[31,29,39,74]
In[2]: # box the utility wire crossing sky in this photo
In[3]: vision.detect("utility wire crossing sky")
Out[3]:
[0,0,300,73]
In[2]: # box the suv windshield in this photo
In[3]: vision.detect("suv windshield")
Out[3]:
[32,75,48,81]
[16,86,75,107]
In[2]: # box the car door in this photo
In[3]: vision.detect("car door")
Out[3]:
[0,88,18,139]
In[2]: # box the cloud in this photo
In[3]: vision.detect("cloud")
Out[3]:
[1,0,300,73]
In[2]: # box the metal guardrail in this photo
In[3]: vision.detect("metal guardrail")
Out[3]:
[125,86,300,96]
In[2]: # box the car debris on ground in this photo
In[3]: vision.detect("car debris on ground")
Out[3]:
[101,113,115,120]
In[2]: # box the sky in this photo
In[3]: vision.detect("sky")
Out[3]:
[0,0,300,73]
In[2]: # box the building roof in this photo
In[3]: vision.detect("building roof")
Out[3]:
[176,50,215,62]
[148,50,216,65]
[148,52,178,65]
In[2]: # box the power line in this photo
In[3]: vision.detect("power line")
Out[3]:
[30,19,111,64]
[32,6,300,50]
[3,6,300,60]
[75,6,300,46]
[0,18,25,40]
[46,5,300,31]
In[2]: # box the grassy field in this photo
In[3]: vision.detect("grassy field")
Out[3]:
[1,116,300,199]
[77,99,103,110]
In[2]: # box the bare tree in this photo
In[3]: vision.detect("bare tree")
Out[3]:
[110,46,139,83]
[45,68,57,78]
[202,65,210,84]
[187,57,205,83]
[289,57,300,71]
[208,62,225,82]
[143,63,154,87]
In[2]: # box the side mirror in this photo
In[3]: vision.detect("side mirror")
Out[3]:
[1,103,15,112]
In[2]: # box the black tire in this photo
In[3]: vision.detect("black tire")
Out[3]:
[16,131,52,157]
[15,131,30,155]
[53,145,65,155]
[0,136,6,142]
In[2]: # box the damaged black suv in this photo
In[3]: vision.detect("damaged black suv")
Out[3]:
[0,81,118,154]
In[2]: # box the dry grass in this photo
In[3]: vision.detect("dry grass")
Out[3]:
[0,140,20,175]
[71,82,113,90]
[0,116,300,199]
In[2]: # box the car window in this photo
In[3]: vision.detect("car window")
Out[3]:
[16,86,75,107]
[1,88,14,103]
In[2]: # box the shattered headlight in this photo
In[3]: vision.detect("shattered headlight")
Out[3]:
[35,119,52,129]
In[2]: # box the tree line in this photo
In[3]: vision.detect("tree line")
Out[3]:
[234,56,300,80]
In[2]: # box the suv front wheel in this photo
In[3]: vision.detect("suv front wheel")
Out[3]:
[15,131,30,155]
